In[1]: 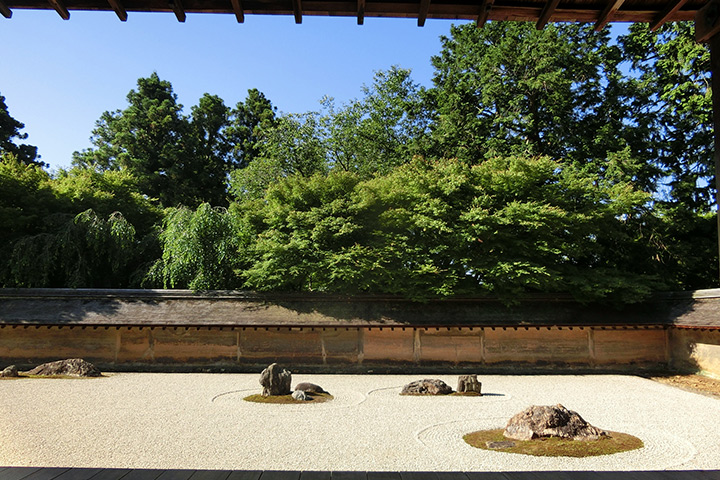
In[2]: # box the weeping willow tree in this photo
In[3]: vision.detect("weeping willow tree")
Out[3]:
[4,209,137,288]
[145,203,243,290]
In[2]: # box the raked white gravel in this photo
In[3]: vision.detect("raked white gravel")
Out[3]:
[0,373,718,471]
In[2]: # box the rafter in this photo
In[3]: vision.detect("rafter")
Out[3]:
[650,0,689,30]
[169,0,185,21]
[594,0,625,31]
[695,0,720,43]
[536,0,560,28]
[418,0,430,26]
[231,0,244,22]
[357,0,365,24]
[107,0,127,20]
[48,0,70,19]
[293,0,302,23]
[0,0,11,18]
[476,0,494,27]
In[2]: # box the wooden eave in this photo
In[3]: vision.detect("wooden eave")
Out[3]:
[0,0,706,24]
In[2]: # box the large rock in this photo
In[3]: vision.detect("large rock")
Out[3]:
[259,363,292,397]
[1,365,19,377]
[294,382,327,394]
[503,404,608,441]
[26,358,101,377]
[401,379,453,395]
[457,374,482,395]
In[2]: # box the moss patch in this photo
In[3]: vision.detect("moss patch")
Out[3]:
[243,392,334,404]
[1,373,104,380]
[463,428,643,457]
[449,391,483,397]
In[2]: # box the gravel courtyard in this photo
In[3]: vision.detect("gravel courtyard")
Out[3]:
[0,373,718,472]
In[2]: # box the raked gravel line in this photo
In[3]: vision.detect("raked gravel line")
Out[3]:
[0,373,718,472]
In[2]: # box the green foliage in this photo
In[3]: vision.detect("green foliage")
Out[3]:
[51,167,161,235]
[237,157,657,302]
[147,203,242,290]
[225,88,278,169]
[4,210,138,288]
[429,22,623,166]
[0,94,41,167]
[0,153,64,244]
[620,22,713,210]
[229,112,329,200]
[323,66,431,176]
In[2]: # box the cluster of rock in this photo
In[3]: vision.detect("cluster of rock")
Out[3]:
[400,374,483,396]
[1,358,101,378]
[259,363,328,401]
[503,404,608,441]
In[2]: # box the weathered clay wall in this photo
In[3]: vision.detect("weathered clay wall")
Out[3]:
[0,325,670,372]
[670,328,720,378]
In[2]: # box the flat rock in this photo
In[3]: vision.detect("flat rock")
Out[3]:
[1,365,19,377]
[401,379,453,395]
[503,404,608,441]
[259,363,292,397]
[26,358,101,377]
[294,382,327,394]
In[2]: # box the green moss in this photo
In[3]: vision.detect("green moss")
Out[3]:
[243,392,334,404]
[463,428,644,457]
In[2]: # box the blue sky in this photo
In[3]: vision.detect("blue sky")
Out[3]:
[0,10,470,171]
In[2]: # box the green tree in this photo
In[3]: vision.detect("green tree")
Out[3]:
[0,94,42,167]
[428,22,632,171]
[72,74,232,207]
[323,66,431,177]
[4,209,139,288]
[237,157,657,302]
[229,112,329,200]
[225,88,278,170]
[146,203,242,290]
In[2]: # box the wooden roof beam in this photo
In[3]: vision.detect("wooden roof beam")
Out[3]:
[231,0,244,22]
[48,0,70,19]
[0,0,12,18]
[696,0,720,43]
[536,0,560,28]
[170,0,185,21]
[594,0,625,31]
[476,0,494,27]
[293,0,302,23]
[418,0,430,26]
[650,0,689,31]
[357,0,365,24]
[107,0,127,21]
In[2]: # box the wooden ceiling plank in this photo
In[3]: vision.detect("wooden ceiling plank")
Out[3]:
[536,0,560,28]
[231,0,244,22]
[650,0,689,31]
[293,0,302,23]
[357,0,365,24]
[476,0,494,27]
[48,0,70,19]
[170,0,186,21]
[107,0,127,21]
[418,0,430,26]
[0,0,12,18]
[593,0,625,31]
